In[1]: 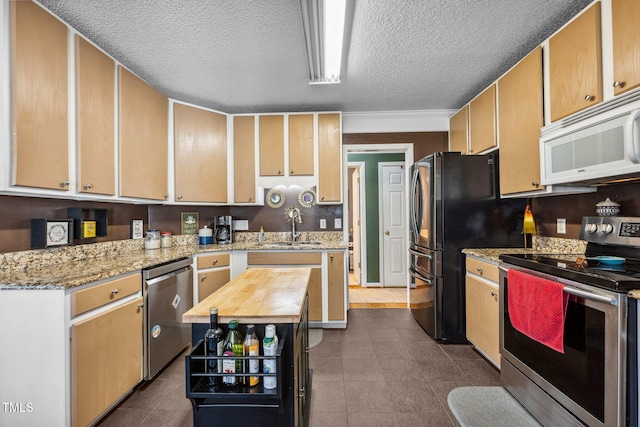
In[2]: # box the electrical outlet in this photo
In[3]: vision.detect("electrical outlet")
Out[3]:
[320,219,326,229]
[335,218,342,229]
[557,218,566,234]
[233,220,248,231]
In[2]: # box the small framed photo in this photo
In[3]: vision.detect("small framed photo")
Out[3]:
[130,219,144,239]
[181,212,199,235]
[31,219,74,249]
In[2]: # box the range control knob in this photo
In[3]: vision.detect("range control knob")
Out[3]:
[601,223,614,234]
[585,223,598,234]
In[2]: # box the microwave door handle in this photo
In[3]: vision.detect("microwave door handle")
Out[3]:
[563,287,617,306]
[625,109,640,163]
[409,268,433,285]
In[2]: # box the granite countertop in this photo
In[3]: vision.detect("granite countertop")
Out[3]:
[183,267,311,324]
[0,239,347,291]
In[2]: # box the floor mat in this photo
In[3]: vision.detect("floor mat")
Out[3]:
[308,328,323,348]
[447,386,541,427]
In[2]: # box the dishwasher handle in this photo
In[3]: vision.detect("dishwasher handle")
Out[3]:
[143,256,193,280]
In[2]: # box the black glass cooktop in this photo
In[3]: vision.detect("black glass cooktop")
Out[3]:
[499,253,640,292]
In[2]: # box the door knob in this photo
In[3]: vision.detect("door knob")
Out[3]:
[384,230,390,235]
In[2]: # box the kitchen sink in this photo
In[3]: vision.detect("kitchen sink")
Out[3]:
[259,241,323,248]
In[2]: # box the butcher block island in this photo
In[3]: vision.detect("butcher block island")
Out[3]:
[182,267,312,427]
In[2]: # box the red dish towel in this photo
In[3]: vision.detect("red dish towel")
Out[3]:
[507,269,569,353]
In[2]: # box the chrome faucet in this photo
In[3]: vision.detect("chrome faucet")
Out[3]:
[286,206,302,243]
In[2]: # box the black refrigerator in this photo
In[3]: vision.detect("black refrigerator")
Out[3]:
[409,151,524,343]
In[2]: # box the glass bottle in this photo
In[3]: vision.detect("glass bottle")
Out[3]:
[244,324,260,387]
[222,320,244,386]
[204,307,224,386]
[263,324,278,389]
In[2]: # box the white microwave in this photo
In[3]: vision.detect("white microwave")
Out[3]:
[540,106,640,185]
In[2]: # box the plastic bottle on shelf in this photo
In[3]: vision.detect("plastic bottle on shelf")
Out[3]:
[204,307,224,386]
[244,324,260,387]
[262,324,278,390]
[258,226,265,242]
[222,320,244,386]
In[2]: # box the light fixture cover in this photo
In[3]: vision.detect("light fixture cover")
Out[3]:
[300,0,346,84]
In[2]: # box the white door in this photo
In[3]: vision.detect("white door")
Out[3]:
[379,163,406,287]
[351,166,362,285]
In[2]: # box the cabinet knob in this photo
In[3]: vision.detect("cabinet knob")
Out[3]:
[491,292,498,297]
[291,169,295,174]
[584,94,595,102]
[531,181,539,188]
[320,196,325,201]
[137,303,144,309]
[330,255,334,261]
[165,194,169,200]
[111,288,119,295]
[613,80,626,88]
[212,260,218,265]
[249,196,254,201]
[177,195,183,200]
[476,267,483,275]
[83,183,92,190]
[200,276,207,282]
[60,180,70,188]
[278,169,282,175]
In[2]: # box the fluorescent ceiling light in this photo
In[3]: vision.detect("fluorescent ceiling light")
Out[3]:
[300,0,347,84]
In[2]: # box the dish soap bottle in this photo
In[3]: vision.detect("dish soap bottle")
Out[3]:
[258,226,265,242]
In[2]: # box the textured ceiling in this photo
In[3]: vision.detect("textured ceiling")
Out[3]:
[36,0,593,114]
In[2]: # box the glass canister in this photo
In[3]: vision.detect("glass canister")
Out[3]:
[161,231,172,248]
[144,229,161,250]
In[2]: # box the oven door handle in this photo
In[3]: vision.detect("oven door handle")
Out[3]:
[563,286,618,306]
[409,248,432,259]
[409,268,433,285]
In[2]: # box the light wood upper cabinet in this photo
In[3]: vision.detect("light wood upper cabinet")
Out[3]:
[317,113,342,203]
[288,114,314,176]
[611,0,640,96]
[498,47,544,195]
[11,1,69,191]
[234,116,258,203]
[259,115,285,176]
[549,2,602,122]
[449,105,469,154]
[174,103,227,203]
[119,66,168,200]
[469,84,497,154]
[76,36,115,196]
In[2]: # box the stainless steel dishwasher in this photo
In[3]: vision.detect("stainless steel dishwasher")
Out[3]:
[142,256,193,379]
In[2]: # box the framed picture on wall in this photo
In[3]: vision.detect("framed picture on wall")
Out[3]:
[181,212,199,235]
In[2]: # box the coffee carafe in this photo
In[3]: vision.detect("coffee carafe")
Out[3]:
[214,216,233,244]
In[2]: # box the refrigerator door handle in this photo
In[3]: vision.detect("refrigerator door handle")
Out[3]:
[409,167,420,237]
[410,268,433,285]
[409,248,432,259]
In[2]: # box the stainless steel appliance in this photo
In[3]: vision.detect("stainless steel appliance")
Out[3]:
[214,215,233,244]
[409,151,524,342]
[499,216,640,427]
[143,257,193,379]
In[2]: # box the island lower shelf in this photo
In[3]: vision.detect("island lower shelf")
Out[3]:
[183,267,312,427]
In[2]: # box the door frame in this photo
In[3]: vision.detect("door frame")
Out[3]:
[347,161,366,287]
[342,143,414,304]
[378,161,407,288]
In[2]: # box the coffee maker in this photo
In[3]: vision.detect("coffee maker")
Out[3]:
[214,216,233,244]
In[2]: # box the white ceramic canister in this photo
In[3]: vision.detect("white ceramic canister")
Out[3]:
[199,226,213,245]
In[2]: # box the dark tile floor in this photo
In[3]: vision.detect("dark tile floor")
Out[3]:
[98,308,500,427]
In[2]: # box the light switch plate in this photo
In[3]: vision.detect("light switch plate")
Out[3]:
[320,219,326,229]
[233,220,249,231]
[335,218,342,229]
[557,218,566,234]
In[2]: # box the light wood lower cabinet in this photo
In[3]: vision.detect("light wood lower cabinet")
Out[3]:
[194,253,231,302]
[72,296,143,427]
[465,257,500,368]
[328,251,345,321]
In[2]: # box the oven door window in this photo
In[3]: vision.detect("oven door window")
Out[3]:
[504,286,606,422]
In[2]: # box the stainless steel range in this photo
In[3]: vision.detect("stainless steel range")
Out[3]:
[499,216,640,427]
